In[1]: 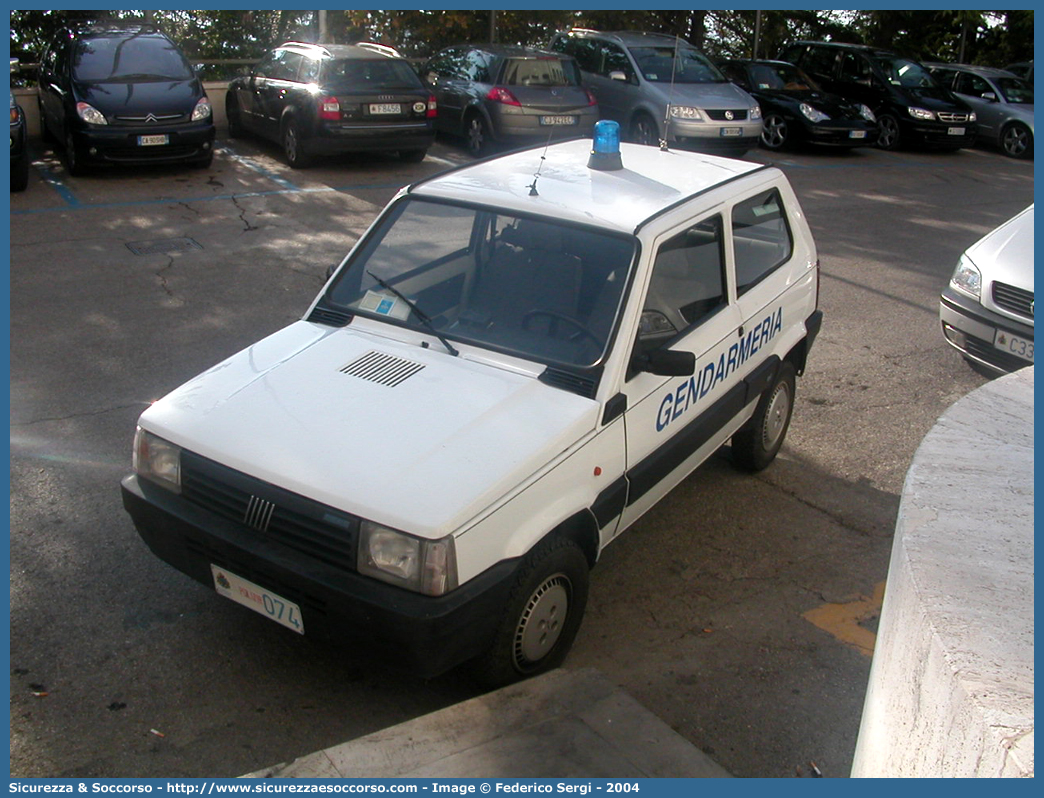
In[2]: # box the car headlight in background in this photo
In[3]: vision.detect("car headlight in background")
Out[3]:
[750,104,762,121]
[75,102,107,125]
[859,104,876,122]
[669,105,705,121]
[358,521,459,596]
[908,107,935,121]
[800,103,829,123]
[950,254,982,299]
[133,428,181,492]
[191,96,213,121]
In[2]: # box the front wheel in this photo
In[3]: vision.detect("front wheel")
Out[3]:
[1001,122,1032,159]
[63,131,86,176]
[470,536,589,688]
[629,113,659,147]
[760,113,788,150]
[875,114,900,150]
[732,360,796,472]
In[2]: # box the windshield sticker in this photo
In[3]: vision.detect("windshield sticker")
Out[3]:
[360,290,410,320]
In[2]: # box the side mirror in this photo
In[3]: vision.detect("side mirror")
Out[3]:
[325,263,338,280]
[982,91,997,102]
[608,70,629,83]
[637,348,696,376]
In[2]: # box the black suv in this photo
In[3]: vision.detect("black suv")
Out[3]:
[779,41,977,151]
[226,42,437,167]
[37,24,215,174]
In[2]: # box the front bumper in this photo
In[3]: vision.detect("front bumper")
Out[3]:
[75,120,215,165]
[939,287,1034,373]
[901,119,977,149]
[805,122,878,147]
[121,474,518,677]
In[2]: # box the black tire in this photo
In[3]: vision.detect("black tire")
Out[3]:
[732,360,796,472]
[63,131,86,176]
[875,114,900,151]
[760,113,788,150]
[629,113,659,147]
[282,118,312,168]
[38,102,55,143]
[225,97,244,138]
[1000,122,1032,159]
[471,536,589,688]
[465,113,489,157]
[11,154,29,192]
[399,148,427,163]
[193,151,214,169]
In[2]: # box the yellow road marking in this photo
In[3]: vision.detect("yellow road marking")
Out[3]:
[802,581,886,657]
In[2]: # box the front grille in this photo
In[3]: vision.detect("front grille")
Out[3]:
[113,113,185,124]
[341,351,425,387]
[180,451,359,572]
[937,112,971,124]
[705,109,749,122]
[992,282,1034,319]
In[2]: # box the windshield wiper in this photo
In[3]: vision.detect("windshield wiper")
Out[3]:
[366,271,459,357]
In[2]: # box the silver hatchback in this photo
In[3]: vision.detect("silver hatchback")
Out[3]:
[927,63,1034,159]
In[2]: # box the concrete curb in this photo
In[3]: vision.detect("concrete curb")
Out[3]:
[851,367,1034,777]
[244,668,730,778]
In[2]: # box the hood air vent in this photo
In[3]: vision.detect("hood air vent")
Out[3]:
[341,351,425,387]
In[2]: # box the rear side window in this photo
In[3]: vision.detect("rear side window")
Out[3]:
[72,34,193,82]
[802,46,838,81]
[500,57,580,87]
[732,189,793,296]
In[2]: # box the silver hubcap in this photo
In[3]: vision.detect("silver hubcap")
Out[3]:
[761,382,791,450]
[514,575,569,667]
[285,126,298,161]
[762,116,786,148]
[634,119,655,146]
[879,118,897,148]
[1004,127,1027,156]
[468,120,484,153]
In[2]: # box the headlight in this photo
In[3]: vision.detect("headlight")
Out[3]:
[950,254,982,299]
[859,104,876,122]
[76,102,107,125]
[669,105,704,121]
[750,104,762,121]
[800,103,829,123]
[968,112,977,122]
[908,107,935,121]
[358,521,458,596]
[133,428,182,492]
[191,96,212,121]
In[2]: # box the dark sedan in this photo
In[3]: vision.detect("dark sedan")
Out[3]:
[10,88,29,191]
[719,59,878,151]
[37,25,215,174]
[226,41,436,167]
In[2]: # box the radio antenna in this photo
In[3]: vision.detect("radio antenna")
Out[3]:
[527,129,555,196]
[660,36,682,151]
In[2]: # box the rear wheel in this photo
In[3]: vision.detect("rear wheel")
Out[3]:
[1001,122,1032,159]
[282,118,312,168]
[465,113,490,157]
[225,96,244,138]
[399,148,427,163]
[875,114,900,150]
[732,361,796,472]
[11,153,29,191]
[470,536,589,688]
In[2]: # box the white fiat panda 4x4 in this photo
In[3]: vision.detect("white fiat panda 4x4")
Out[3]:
[122,127,822,685]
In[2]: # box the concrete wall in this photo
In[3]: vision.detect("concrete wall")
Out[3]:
[14,82,231,139]
[851,367,1034,777]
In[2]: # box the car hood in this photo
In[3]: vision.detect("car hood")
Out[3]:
[898,86,969,112]
[651,80,755,110]
[756,89,863,118]
[73,77,203,116]
[967,205,1034,292]
[140,321,599,538]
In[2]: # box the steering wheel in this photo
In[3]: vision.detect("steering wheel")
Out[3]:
[522,310,602,348]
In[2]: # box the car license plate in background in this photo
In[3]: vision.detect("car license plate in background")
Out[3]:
[369,103,401,115]
[720,127,742,137]
[995,330,1034,362]
[540,115,577,126]
[948,127,966,136]
[138,134,169,146]
[849,130,867,139]
[211,565,304,634]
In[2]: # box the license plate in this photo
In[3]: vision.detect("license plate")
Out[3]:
[211,565,304,634]
[720,127,743,137]
[369,103,401,115]
[948,127,966,136]
[994,330,1034,362]
[138,134,169,146]
[540,115,577,126]
[849,130,867,139]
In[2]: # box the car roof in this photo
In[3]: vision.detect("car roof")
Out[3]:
[559,29,689,49]
[408,138,770,234]
[67,24,171,41]
[786,40,905,59]
[449,43,569,59]
[278,41,404,61]
[925,62,1019,79]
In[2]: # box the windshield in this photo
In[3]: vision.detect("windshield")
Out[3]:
[872,57,938,89]
[996,76,1033,104]
[629,46,725,84]
[321,58,423,90]
[72,35,193,82]
[322,198,636,368]
[500,57,581,87]
[749,62,821,92]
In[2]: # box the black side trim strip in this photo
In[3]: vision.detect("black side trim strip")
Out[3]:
[591,477,628,530]
[805,309,824,352]
[743,355,780,405]
[626,382,747,506]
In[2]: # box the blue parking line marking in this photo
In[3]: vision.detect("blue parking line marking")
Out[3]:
[32,159,80,206]
[221,144,301,191]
